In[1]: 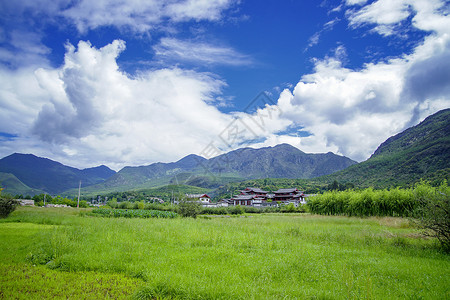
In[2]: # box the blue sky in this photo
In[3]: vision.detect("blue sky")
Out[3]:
[0,0,449,170]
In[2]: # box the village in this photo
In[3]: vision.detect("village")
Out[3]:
[186,187,307,208]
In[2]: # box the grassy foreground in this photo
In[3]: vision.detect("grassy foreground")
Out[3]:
[1,207,449,299]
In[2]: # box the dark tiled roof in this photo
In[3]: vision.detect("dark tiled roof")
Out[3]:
[244,187,268,193]
[274,188,298,194]
[232,195,254,200]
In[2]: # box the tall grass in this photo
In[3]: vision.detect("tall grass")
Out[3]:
[2,207,448,299]
[308,181,447,217]
[91,208,178,218]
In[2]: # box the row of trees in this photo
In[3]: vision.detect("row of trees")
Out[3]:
[307,181,448,217]
[308,181,449,251]
[30,194,88,208]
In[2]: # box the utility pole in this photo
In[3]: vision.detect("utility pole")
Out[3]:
[77,180,81,208]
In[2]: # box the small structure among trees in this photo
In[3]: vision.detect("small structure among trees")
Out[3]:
[185,194,211,204]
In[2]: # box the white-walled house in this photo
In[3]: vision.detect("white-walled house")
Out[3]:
[185,194,211,204]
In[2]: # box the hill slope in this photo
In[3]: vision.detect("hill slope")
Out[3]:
[0,154,116,195]
[323,108,450,187]
[0,172,44,196]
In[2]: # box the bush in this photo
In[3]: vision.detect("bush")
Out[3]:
[412,181,450,252]
[228,205,244,215]
[243,206,262,214]
[280,203,297,213]
[0,198,19,218]
[79,200,89,208]
[177,198,202,218]
[119,201,130,209]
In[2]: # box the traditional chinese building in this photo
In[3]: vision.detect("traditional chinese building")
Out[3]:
[273,188,305,205]
[226,187,307,207]
[231,187,268,207]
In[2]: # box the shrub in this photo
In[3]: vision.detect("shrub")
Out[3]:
[108,199,118,209]
[228,205,244,215]
[412,181,450,252]
[243,206,261,214]
[0,198,19,218]
[177,198,202,218]
[119,201,130,209]
[280,203,297,213]
[79,200,89,208]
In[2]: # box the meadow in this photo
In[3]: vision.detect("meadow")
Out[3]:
[0,206,449,299]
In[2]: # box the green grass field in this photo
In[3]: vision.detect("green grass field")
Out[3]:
[1,207,449,299]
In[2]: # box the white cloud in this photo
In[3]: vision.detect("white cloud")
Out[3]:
[1,0,449,171]
[61,0,238,33]
[346,0,368,5]
[153,37,253,66]
[306,32,321,49]
[305,18,340,51]
[0,0,239,69]
[0,40,237,169]
[165,0,237,22]
[347,0,450,37]
[266,0,450,161]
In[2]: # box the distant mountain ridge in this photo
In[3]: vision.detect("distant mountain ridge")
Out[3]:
[0,153,116,195]
[0,144,357,196]
[5,106,447,197]
[205,144,356,179]
[79,143,356,194]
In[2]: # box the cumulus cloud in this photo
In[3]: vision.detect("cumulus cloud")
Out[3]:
[263,0,450,161]
[153,38,253,66]
[1,0,449,170]
[0,40,238,169]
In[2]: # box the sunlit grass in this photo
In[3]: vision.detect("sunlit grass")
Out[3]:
[1,207,449,299]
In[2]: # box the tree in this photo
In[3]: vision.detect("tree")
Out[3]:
[0,187,18,218]
[413,181,450,252]
[177,197,201,218]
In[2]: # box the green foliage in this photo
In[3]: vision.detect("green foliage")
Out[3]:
[177,197,202,218]
[0,187,18,218]
[91,184,210,203]
[78,200,88,208]
[108,198,118,208]
[91,208,178,219]
[32,193,53,203]
[412,181,450,252]
[2,207,449,299]
[228,205,245,215]
[0,198,18,218]
[307,183,446,217]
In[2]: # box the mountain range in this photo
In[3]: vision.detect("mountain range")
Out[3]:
[64,144,356,196]
[0,154,115,195]
[0,108,448,196]
[0,144,355,196]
